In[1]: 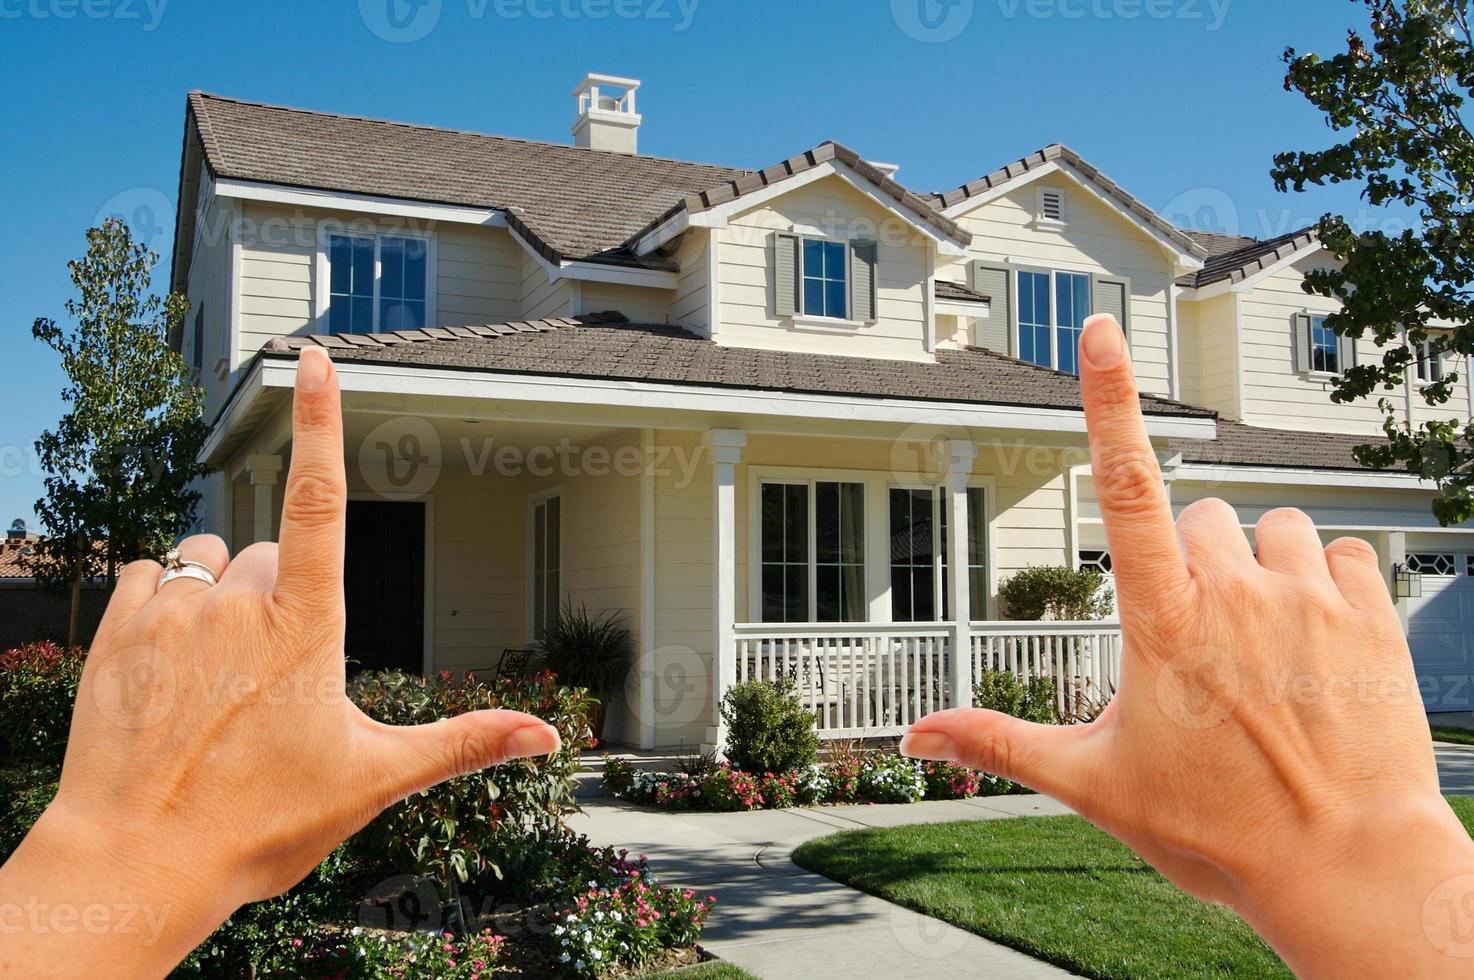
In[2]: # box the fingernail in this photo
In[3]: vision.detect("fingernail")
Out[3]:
[297,347,331,392]
[899,731,959,763]
[1081,315,1124,369]
[504,723,561,760]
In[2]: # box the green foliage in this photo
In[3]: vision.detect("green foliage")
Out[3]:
[0,642,85,767]
[347,669,593,884]
[534,600,632,694]
[998,565,1113,621]
[856,755,927,804]
[1273,1,1474,524]
[719,678,820,775]
[974,670,1058,725]
[282,929,506,979]
[30,219,208,595]
[0,766,58,863]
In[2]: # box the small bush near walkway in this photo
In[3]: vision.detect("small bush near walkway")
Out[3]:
[974,670,1057,725]
[719,677,819,776]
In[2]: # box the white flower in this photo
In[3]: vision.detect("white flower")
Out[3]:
[591,949,603,960]
[560,953,571,963]
[576,960,587,970]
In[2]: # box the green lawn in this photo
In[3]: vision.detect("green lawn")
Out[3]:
[643,964,755,980]
[794,798,1474,980]
[1432,726,1474,745]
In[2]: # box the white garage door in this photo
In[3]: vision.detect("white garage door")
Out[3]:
[1407,552,1474,711]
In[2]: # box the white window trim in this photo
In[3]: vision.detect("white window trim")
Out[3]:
[1306,313,1341,379]
[795,234,852,323]
[745,465,998,624]
[1412,337,1444,386]
[750,473,868,624]
[313,223,438,334]
[525,485,564,642]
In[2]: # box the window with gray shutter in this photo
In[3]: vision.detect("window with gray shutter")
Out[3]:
[772,231,800,317]
[192,308,205,371]
[1337,333,1357,375]
[849,240,877,323]
[969,260,1012,355]
[1292,312,1313,374]
[1092,276,1131,341]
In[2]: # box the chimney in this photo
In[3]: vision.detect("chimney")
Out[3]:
[572,74,641,154]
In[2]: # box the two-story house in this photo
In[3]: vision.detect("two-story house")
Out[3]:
[170,76,1474,749]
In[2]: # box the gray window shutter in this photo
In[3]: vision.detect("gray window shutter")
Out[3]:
[969,260,1013,355]
[1338,333,1357,375]
[1292,312,1312,373]
[1092,276,1131,342]
[850,239,877,323]
[772,232,800,317]
[1433,346,1445,382]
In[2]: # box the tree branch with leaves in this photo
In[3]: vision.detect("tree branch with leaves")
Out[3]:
[1272,0,1474,524]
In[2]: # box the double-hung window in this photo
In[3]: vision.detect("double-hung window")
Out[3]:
[1414,338,1444,384]
[1016,269,1092,374]
[801,238,848,319]
[759,480,865,622]
[325,233,430,334]
[890,486,987,622]
[529,494,561,640]
[1310,315,1339,374]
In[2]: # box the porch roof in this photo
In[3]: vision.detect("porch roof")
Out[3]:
[257,312,1213,420]
[1169,419,1389,473]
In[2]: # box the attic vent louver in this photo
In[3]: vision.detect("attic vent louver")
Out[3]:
[1038,187,1065,224]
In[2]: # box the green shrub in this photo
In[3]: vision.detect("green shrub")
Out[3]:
[998,566,1113,621]
[0,766,58,862]
[0,642,85,768]
[719,678,819,775]
[974,670,1057,724]
[534,600,632,694]
[857,755,926,803]
[348,668,594,885]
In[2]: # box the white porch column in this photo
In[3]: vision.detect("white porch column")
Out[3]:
[246,454,283,543]
[702,428,746,753]
[944,439,975,710]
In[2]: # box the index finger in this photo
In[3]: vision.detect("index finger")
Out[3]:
[273,346,348,617]
[1078,314,1190,614]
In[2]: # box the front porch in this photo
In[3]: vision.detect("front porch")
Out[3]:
[203,369,1143,751]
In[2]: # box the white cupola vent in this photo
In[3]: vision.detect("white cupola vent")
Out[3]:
[572,73,642,154]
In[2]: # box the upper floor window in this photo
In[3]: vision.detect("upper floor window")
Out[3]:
[325,232,430,334]
[802,238,848,319]
[1414,339,1444,384]
[1310,315,1339,374]
[1017,269,1092,374]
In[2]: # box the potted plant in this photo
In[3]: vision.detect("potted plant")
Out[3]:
[534,600,632,745]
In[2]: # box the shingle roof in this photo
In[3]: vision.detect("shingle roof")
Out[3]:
[935,280,990,303]
[931,144,1209,261]
[260,312,1210,419]
[187,92,752,267]
[1170,419,1387,471]
[0,547,36,580]
[1176,227,1319,288]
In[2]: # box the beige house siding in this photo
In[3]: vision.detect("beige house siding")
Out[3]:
[436,224,523,327]
[185,183,231,416]
[1177,291,1239,419]
[714,175,933,360]
[943,175,1176,398]
[671,229,711,336]
[520,251,575,320]
[236,201,316,371]
[581,281,672,325]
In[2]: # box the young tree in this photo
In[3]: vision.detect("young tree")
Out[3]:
[30,219,208,643]
[1272,0,1474,524]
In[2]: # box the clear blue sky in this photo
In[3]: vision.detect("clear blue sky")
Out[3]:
[0,0,1379,532]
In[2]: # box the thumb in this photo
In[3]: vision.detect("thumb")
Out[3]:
[900,707,1090,802]
[367,709,562,804]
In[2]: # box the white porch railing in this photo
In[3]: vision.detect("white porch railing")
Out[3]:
[733,622,953,738]
[731,620,1122,738]
[971,621,1122,721]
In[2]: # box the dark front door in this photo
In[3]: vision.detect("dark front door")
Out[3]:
[344,500,425,675]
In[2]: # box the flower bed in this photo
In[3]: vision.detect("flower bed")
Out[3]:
[602,752,1014,812]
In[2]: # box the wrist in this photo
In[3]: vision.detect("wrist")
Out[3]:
[1,801,243,976]
[1232,792,1474,978]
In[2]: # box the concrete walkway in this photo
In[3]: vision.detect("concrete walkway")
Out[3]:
[567,793,1077,979]
[1437,741,1474,796]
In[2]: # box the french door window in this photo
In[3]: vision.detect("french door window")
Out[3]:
[760,480,865,622]
[890,486,986,622]
[530,494,561,639]
[1017,269,1092,374]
